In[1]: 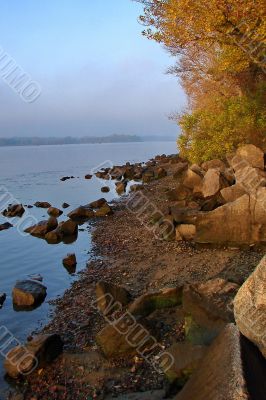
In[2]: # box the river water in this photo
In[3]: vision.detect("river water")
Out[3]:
[0,141,176,396]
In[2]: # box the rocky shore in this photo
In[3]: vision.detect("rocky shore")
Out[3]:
[5,146,266,400]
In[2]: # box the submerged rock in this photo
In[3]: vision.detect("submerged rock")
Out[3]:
[62,202,70,209]
[85,174,93,179]
[12,280,47,308]
[101,186,110,193]
[4,334,63,379]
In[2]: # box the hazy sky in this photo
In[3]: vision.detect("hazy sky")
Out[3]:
[0,0,185,138]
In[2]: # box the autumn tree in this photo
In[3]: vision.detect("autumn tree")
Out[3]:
[135,0,266,162]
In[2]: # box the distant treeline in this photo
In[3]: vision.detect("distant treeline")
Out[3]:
[0,134,143,147]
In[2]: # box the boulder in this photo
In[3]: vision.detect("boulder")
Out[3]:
[116,181,127,195]
[4,334,63,379]
[234,164,266,194]
[183,279,239,345]
[12,280,47,308]
[47,207,63,217]
[195,194,250,244]
[96,319,153,358]
[0,293,6,307]
[154,167,167,179]
[68,205,94,220]
[95,203,113,217]
[2,204,25,218]
[0,222,13,231]
[234,256,266,358]
[220,184,246,203]
[174,324,249,400]
[128,287,183,318]
[201,169,228,198]
[201,159,227,172]
[104,391,165,400]
[236,144,264,170]
[173,163,188,180]
[24,218,58,238]
[170,207,198,225]
[161,342,207,386]
[183,169,203,190]
[89,198,107,208]
[34,201,51,209]
[95,281,131,315]
[130,184,144,192]
[101,186,110,193]
[58,219,78,236]
[177,224,196,241]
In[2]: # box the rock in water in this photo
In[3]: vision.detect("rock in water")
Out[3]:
[2,204,25,218]
[0,293,6,307]
[62,202,70,209]
[95,281,131,315]
[12,280,47,308]
[101,186,110,193]
[0,222,13,231]
[24,218,58,238]
[47,207,63,217]
[174,324,249,400]
[34,201,51,209]
[234,255,266,358]
[68,205,94,220]
[62,254,77,273]
[4,334,63,378]
[94,203,113,217]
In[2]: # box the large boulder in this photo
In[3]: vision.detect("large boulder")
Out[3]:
[95,281,131,315]
[183,278,239,345]
[161,342,207,386]
[236,144,265,170]
[201,159,227,172]
[183,169,203,191]
[220,184,246,203]
[174,324,249,400]
[201,169,228,198]
[128,287,183,318]
[4,334,63,378]
[12,280,47,308]
[196,189,266,244]
[2,204,25,218]
[234,256,266,358]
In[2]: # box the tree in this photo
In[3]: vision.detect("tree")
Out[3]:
[135,0,266,161]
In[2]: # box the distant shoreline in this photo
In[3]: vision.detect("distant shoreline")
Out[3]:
[0,135,176,147]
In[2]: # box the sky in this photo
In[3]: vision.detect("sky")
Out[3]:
[0,0,186,138]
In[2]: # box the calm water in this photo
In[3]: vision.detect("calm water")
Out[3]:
[0,141,176,395]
